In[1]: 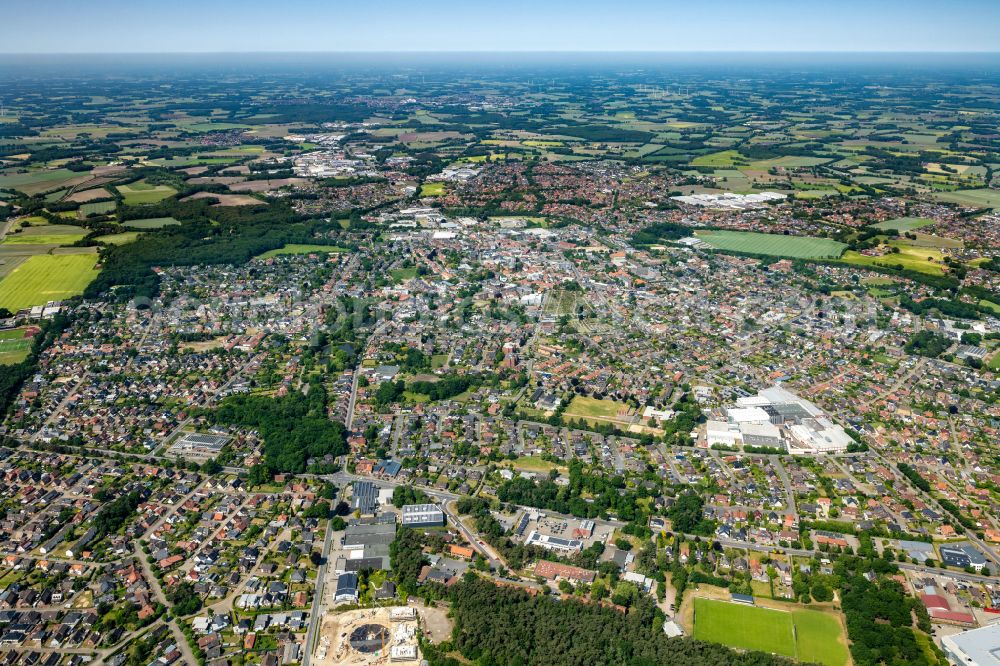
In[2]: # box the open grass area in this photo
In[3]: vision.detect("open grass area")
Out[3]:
[117,181,177,205]
[257,244,349,259]
[390,267,418,282]
[0,254,100,311]
[872,216,935,231]
[839,248,945,276]
[692,598,847,666]
[510,456,564,473]
[564,396,629,420]
[419,182,445,196]
[696,230,847,259]
[978,299,1000,315]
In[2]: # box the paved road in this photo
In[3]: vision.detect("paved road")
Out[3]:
[302,497,338,666]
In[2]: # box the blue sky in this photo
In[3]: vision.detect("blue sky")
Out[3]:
[2,0,998,53]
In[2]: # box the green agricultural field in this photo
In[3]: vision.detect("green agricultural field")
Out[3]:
[178,122,253,133]
[117,181,177,205]
[94,232,140,245]
[932,189,1000,209]
[696,230,847,259]
[691,150,742,167]
[2,224,87,246]
[0,169,82,195]
[0,254,100,311]
[692,598,847,666]
[750,155,832,169]
[872,217,935,231]
[419,182,445,196]
[79,200,117,217]
[124,217,180,229]
[257,244,349,258]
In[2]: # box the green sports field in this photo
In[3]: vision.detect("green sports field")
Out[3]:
[0,327,33,365]
[0,254,100,311]
[696,230,847,259]
[419,182,446,196]
[692,598,848,666]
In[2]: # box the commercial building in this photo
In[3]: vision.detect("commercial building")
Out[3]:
[940,544,988,572]
[711,384,854,454]
[525,530,583,553]
[534,560,596,584]
[335,515,396,573]
[400,503,445,528]
[334,573,359,603]
[351,480,380,515]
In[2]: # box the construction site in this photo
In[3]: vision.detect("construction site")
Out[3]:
[312,606,423,666]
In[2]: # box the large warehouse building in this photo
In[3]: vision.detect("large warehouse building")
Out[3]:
[707,384,854,454]
[942,623,1000,665]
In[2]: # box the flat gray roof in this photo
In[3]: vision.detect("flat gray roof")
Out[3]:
[943,623,1000,665]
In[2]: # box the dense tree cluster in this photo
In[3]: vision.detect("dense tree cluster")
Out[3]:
[409,374,481,401]
[904,330,952,358]
[835,556,939,666]
[632,222,697,245]
[496,459,652,522]
[212,382,347,473]
[166,581,202,616]
[0,313,69,418]
[666,492,714,536]
[900,296,981,321]
[439,575,800,666]
[897,463,931,492]
[390,527,428,594]
[391,485,432,508]
[93,490,144,539]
